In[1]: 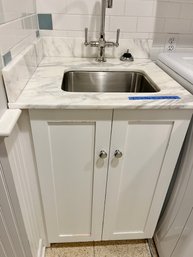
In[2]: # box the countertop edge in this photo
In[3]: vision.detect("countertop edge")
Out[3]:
[0,109,22,137]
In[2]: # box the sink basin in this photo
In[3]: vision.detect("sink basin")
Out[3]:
[61,71,160,93]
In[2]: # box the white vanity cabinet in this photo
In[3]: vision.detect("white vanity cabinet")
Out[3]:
[29,109,191,243]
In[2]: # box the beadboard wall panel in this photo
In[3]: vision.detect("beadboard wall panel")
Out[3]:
[4,111,47,257]
[0,140,32,257]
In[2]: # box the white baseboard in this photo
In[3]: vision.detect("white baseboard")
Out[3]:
[37,239,46,257]
[41,247,46,257]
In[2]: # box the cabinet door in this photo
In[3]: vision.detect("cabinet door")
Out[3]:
[103,110,190,240]
[30,110,112,243]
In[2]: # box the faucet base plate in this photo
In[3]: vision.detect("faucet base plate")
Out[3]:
[96,57,107,62]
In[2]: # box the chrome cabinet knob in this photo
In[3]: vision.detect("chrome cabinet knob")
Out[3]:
[99,150,107,159]
[114,150,122,158]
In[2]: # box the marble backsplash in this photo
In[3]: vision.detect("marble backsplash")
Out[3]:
[2,38,43,102]
[41,37,153,59]
[41,36,193,61]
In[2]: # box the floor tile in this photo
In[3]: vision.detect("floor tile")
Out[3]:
[45,242,94,257]
[94,240,151,257]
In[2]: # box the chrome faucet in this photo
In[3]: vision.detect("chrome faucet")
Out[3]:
[84,0,120,62]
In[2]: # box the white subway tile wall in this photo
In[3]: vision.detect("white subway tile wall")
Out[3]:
[36,0,193,42]
[35,0,193,59]
[0,0,36,24]
[0,15,38,57]
[0,0,39,117]
[0,0,193,61]
[0,0,38,62]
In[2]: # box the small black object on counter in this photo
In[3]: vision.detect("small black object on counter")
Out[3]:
[120,49,134,62]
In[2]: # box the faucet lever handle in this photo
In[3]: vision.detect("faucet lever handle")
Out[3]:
[116,29,120,46]
[107,0,113,8]
[84,27,89,46]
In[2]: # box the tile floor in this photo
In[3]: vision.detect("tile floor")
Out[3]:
[45,240,152,257]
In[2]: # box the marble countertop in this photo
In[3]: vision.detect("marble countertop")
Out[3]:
[0,109,21,137]
[8,57,193,110]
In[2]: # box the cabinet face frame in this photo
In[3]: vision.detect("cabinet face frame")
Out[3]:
[29,109,112,242]
[30,109,192,243]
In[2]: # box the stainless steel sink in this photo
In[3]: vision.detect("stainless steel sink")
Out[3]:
[61,71,160,93]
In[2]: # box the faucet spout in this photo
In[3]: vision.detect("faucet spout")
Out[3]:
[84,0,120,62]
[100,0,107,38]
[100,0,113,38]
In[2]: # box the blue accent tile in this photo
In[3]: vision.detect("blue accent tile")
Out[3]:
[38,14,53,30]
[3,51,12,66]
[36,30,40,38]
